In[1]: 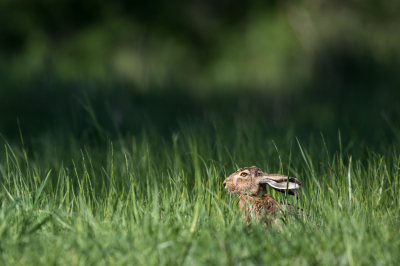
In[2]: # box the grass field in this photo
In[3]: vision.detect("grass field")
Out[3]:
[1,113,399,265]
[1,1,400,264]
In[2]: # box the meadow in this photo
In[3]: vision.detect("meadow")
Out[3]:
[1,103,399,265]
[1,1,400,264]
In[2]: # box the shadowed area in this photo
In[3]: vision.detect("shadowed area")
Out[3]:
[1,1,400,149]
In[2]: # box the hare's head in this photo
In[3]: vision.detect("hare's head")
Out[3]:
[222,166,301,196]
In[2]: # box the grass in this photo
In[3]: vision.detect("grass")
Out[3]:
[0,116,399,265]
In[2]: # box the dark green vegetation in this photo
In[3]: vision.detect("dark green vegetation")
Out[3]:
[2,0,400,93]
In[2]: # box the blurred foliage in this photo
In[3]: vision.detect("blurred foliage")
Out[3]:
[1,0,400,146]
[1,0,399,90]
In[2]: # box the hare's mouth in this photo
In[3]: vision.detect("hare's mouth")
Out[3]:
[225,187,237,195]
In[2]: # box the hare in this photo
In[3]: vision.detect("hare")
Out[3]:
[223,166,303,225]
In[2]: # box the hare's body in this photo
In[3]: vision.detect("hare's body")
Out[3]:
[239,194,303,225]
[223,166,302,225]
[239,194,280,224]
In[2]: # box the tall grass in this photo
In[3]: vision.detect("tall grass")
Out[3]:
[0,118,399,265]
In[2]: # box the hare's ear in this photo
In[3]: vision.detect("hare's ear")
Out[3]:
[257,174,301,196]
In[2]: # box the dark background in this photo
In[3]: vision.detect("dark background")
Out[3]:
[1,0,400,149]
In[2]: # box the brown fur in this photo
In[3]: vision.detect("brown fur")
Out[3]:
[223,166,303,225]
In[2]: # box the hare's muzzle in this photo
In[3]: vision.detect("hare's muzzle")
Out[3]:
[223,181,227,187]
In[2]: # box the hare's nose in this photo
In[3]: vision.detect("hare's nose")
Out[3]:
[223,181,226,187]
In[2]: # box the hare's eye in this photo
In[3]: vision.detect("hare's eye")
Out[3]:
[240,172,248,177]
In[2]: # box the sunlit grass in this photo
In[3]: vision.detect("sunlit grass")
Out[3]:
[0,120,399,265]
